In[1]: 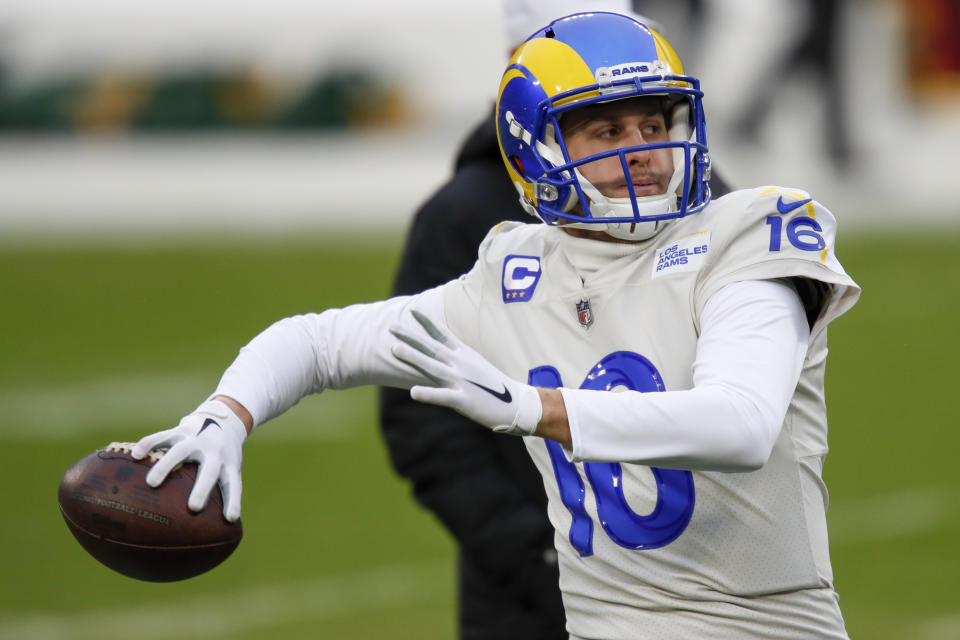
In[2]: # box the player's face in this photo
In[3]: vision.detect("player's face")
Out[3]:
[562,97,673,199]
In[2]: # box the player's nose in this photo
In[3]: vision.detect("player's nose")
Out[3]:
[624,129,651,164]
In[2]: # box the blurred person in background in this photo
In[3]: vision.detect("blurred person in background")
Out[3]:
[729,0,852,169]
[377,2,732,638]
[131,10,859,639]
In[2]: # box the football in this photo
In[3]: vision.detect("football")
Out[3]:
[57,442,242,582]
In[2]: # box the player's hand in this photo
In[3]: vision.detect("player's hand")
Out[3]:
[390,309,542,436]
[131,399,246,522]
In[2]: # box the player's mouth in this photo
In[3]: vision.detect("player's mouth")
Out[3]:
[613,176,665,197]
[630,179,663,196]
[591,176,667,199]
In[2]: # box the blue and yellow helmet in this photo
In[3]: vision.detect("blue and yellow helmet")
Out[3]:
[496,12,711,240]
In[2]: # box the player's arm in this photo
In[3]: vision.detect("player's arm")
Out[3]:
[392,278,809,472]
[131,286,450,520]
[544,279,808,470]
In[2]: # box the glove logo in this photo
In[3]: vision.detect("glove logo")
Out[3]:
[502,255,541,303]
[466,379,513,403]
[197,418,221,435]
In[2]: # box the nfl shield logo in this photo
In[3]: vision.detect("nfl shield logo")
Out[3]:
[576,299,593,328]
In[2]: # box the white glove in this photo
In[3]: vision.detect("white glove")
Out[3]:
[131,399,246,522]
[390,309,542,436]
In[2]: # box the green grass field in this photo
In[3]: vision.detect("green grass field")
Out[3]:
[1,229,958,639]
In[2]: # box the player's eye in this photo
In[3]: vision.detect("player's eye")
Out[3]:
[643,114,671,138]
[592,124,619,139]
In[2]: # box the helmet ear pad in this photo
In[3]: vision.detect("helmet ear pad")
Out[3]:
[667,99,695,196]
[533,120,581,216]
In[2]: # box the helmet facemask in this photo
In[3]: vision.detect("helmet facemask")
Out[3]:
[534,90,709,241]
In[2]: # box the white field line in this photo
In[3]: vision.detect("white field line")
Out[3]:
[0,561,450,640]
[0,373,371,441]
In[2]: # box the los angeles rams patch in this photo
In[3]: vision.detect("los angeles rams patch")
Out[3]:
[652,231,711,278]
[502,254,541,303]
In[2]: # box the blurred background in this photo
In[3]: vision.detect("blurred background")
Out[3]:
[0,0,957,238]
[1,0,958,639]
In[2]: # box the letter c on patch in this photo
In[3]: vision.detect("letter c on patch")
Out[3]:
[502,255,541,303]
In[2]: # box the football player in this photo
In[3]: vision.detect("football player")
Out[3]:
[134,12,859,639]
[377,2,735,639]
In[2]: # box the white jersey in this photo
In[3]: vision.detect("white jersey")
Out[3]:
[215,186,860,639]
[441,187,860,639]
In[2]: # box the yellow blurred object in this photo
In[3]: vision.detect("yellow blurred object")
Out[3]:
[348,85,412,129]
[73,72,153,132]
[216,68,284,126]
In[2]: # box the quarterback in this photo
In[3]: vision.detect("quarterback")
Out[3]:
[133,12,860,639]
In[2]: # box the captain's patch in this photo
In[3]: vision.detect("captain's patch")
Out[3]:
[502,254,541,303]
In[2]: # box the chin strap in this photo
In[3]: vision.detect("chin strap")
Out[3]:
[571,167,678,240]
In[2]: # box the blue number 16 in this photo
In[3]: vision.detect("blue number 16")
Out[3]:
[529,352,695,557]
[766,215,826,252]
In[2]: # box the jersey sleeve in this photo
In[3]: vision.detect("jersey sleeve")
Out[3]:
[213,284,453,428]
[694,187,861,334]
[561,279,810,468]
